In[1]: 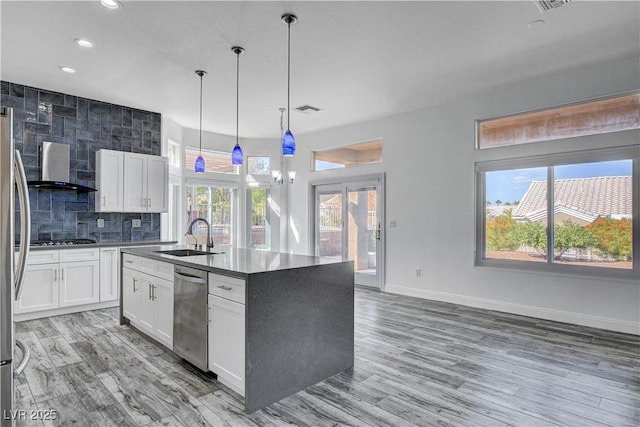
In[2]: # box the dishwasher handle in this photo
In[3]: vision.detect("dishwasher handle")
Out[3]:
[175,271,207,285]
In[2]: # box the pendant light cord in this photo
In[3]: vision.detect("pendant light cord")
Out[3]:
[199,73,203,154]
[287,19,291,131]
[236,51,240,146]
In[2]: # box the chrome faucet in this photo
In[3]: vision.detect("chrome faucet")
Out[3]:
[186,218,214,251]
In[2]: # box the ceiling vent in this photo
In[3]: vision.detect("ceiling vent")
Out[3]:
[295,104,322,114]
[534,0,571,13]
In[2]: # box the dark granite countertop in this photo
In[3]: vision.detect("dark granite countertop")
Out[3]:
[120,244,348,276]
[26,240,177,251]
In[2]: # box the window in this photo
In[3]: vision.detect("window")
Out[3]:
[185,147,237,174]
[247,156,271,175]
[246,187,271,249]
[477,93,640,149]
[313,139,382,171]
[167,139,181,168]
[186,182,237,246]
[477,147,637,277]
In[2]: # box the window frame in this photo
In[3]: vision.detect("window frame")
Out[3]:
[475,145,639,280]
[185,178,239,247]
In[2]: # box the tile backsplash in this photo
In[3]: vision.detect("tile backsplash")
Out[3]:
[2,81,162,243]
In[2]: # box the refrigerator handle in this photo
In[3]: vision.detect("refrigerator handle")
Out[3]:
[13,339,30,377]
[14,150,31,301]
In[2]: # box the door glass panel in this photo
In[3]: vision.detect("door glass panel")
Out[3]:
[247,187,270,249]
[347,186,377,276]
[186,184,234,246]
[317,190,343,260]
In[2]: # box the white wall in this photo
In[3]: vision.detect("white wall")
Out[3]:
[285,56,640,334]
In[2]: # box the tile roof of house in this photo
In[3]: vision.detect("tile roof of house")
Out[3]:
[512,176,632,220]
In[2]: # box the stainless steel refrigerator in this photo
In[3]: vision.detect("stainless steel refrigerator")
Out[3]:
[0,107,31,425]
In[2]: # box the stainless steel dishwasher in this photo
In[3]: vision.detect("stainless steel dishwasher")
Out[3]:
[173,265,208,371]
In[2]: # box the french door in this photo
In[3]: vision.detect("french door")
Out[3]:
[314,176,384,288]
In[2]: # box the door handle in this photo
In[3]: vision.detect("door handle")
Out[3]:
[132,278,138,292]
[148,283,152,300]
[14,340,30,377]
[175,272,207,284]
[376,222,381,240]
[14,150,31,301]
[54,269,57,282]
[151,284,156,301]
[61,268,64,281]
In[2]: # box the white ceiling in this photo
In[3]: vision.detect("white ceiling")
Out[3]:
[1,1,638,138]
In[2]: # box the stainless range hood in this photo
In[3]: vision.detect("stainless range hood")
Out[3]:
[28,141,96,192]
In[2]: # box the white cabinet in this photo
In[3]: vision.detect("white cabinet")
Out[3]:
[121,254,174,348]
[16,248,100,314]
[123,153,168,212]
[122,267,140,322]
[95,149,168,213]
[100,247,119,302]
[16,263,58,313]
[96,150,124,212]
[208,273,246,396]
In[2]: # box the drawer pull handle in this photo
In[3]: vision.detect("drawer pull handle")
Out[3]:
[125,260,134,264]
[217,285,232,291]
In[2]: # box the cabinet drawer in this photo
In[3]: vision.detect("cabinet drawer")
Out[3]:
[59,248,100,263]
[26,250,59,265]
[209,273,245,304]
[122,254,140,268]
[139,257,174,281]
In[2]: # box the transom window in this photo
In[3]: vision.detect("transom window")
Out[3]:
[185,147,237,174]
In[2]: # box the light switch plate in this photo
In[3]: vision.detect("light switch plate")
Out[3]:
[97,219,104,228]
[132,219,141,228]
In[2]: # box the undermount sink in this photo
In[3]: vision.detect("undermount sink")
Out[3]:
[154,249,223,257]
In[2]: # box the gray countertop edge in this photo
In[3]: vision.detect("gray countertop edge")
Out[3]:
[27,240,178,251]
[120,244,352,277]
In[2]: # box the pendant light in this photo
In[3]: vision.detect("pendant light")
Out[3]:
[281,13,297,157]
[231,46,244,165]
[194,70,207,173]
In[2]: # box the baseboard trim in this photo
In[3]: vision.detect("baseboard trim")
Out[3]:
[15,300,119,322]
[384,284,640,335]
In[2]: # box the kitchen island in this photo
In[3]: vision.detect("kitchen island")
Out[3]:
[119,245,354,413]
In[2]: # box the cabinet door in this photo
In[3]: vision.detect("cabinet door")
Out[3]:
[209,295,245,396]
[122,268,141,322]
[59,260,100,307]
[15,264,59,314]
[96,150,124,212]
[123,153,147,212]
[99,248,119,302]
[138,276,155,335]
[146,156,168,213]
[153,278,174,348]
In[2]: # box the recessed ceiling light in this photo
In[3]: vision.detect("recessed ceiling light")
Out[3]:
[74,38,94,48]
[100,0,122,10]
[59,66,77,74]
[527,19,546,29]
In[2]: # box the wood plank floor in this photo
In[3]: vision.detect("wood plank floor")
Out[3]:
[14,286,640,426]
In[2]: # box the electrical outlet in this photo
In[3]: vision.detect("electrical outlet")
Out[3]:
[390,220,397,228]
[132,219,141,228]
[97,219,104,228]
[416,268,421,277]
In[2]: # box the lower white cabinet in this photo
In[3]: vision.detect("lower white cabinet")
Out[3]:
[16,248,100,314]
[208,292,245,396]
[16,264,58,313]
[122,255,174,348]
[99,247,119,302]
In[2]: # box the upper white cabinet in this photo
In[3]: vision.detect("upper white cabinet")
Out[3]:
[96,150,124,212]
[96,149,168,213]
[124,153,168,212]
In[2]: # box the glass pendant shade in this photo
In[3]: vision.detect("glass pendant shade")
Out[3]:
[194,155,205,173]
[232,144,243,165]
[282,130,296,157]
